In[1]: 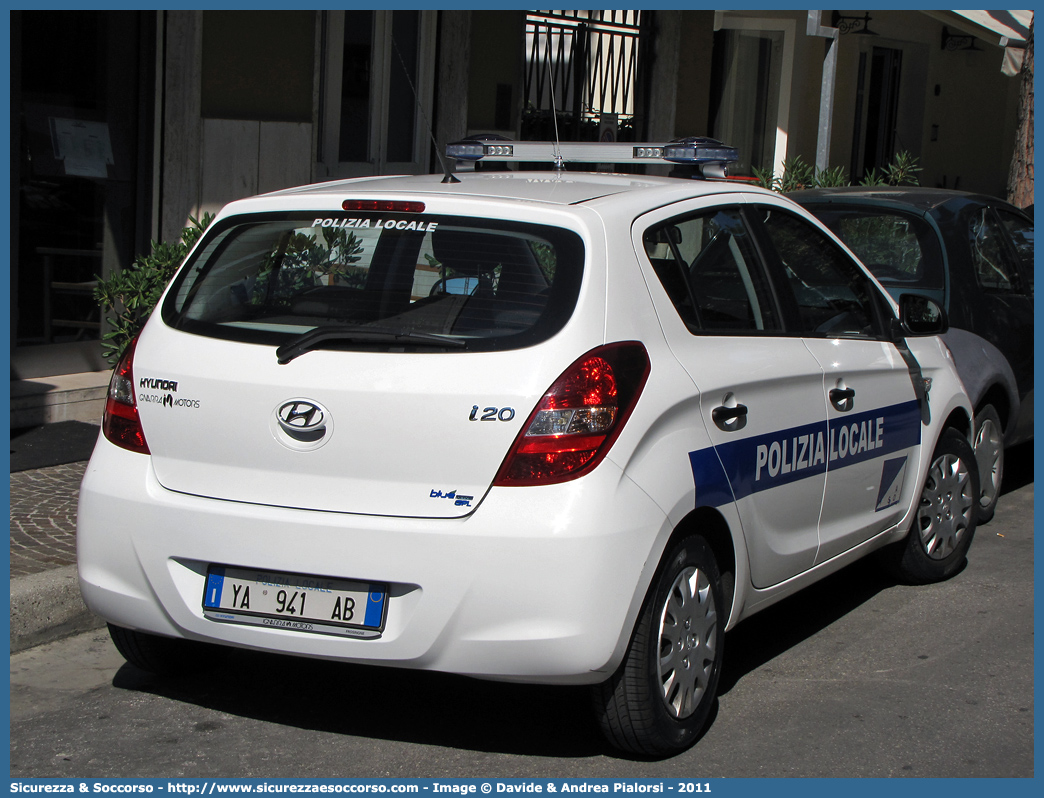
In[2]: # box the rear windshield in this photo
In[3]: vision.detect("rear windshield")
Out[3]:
[808,207,945,290]
[162,213,584,352]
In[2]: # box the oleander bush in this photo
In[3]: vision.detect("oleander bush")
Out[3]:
[753,151,921,193]
[94,213,213,364]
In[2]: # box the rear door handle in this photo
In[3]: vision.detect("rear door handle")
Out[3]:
[829,387,856,412]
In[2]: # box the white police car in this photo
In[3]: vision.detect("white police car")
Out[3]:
[78,139,978,756]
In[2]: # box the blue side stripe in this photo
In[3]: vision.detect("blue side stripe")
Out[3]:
[691,399,921,507]
[689,447,737,508]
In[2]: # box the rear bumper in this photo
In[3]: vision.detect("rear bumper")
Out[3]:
[77,437,669,684]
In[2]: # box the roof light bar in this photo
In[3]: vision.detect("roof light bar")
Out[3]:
[446,136,738,176]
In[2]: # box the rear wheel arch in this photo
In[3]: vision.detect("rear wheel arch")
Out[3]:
[662,506,737,624]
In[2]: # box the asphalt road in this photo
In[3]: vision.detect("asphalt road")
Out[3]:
[10,446,1034,779]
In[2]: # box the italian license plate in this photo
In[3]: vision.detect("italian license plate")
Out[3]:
[203,565,387,638]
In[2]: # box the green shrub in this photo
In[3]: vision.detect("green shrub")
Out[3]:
[94,213,213,364]
[860,151,922,187]
[754,152,921,193]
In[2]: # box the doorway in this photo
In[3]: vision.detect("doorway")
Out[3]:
[317,10,436,179]
[12,10,154,374]
[851,46,903,179]
[708,15,795,178]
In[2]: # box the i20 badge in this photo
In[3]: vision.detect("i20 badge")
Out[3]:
[271,399,334,451]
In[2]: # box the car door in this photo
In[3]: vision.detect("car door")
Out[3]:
[634,200,828,589]
[995,205,1034,295]
[975,204,1034,440]
[752,205,923,563]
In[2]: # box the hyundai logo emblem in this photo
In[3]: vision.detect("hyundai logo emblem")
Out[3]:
[277,400,328,444]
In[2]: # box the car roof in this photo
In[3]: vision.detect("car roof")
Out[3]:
[790,185,1014,215]
[247,170,770,210]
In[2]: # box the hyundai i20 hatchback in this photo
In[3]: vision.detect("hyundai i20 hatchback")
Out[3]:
[79,142,978,756]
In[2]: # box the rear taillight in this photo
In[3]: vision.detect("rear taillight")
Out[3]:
[494,342,650,486]
[102,337,150,455]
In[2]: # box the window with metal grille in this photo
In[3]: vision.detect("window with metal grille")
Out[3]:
[523,11,642,141]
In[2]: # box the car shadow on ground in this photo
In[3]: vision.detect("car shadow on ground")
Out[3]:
[113,651,608,758]
[1000,440,1033,494]
[111,559,904,759]
[717,556,897,696]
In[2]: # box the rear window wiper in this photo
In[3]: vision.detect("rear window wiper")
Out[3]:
[276,325,466,364]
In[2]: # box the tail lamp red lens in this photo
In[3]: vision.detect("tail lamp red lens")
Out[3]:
[494,342,650,486]
[102,337,151,455]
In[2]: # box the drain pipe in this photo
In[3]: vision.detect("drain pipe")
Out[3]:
[807,11,840,173]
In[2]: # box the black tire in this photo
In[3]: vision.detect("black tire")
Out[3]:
[593,535,724,757]
[973,404,1004,524]
[108,623,227,677]
[880,427,979,584]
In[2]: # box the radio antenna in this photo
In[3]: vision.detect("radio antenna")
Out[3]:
[393,37,459,183]
[544,27,564,172]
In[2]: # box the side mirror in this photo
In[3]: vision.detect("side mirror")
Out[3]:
[895,293,948,336]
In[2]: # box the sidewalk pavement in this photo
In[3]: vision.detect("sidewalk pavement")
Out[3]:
[10,421,104,652]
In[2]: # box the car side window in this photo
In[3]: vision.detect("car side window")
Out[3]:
[995,208,1034,294]
[642,208,779,333]
[757,207,879,338]
[810,208,945,290]
[968,208,1018,292]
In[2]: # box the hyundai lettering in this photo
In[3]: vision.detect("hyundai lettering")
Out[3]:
[78,139,979,756]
